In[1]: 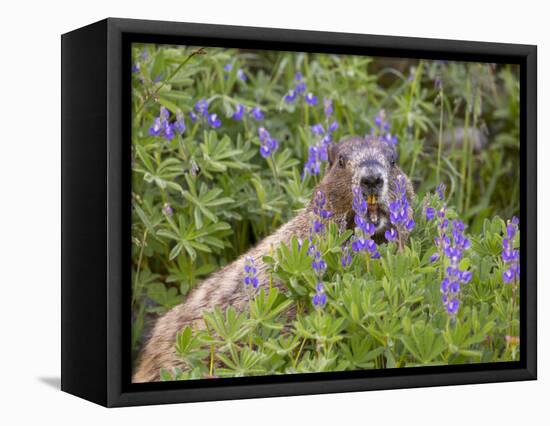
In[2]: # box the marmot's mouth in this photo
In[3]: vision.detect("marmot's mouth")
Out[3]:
[367,194,380,225]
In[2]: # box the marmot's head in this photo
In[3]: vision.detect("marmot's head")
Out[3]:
[318,135,402,235]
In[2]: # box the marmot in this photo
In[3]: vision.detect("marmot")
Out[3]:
[133,135,414,382]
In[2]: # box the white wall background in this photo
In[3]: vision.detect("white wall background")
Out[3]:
[0,0,545,423]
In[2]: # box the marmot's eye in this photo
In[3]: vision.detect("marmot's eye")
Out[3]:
[338,154,346,168]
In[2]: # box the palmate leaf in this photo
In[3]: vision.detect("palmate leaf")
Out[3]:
[134,146,185,194]
[196,131,247,179]
[294,312,346,345]
[146,282,181,312]
[249,288,293,330]
[182,174,234,228]
[333,277,388,326]
[339,335,385,369]
[400,321,445,364]
[175,327,211,361]
[203,306,250,350]
[264,335,301,357]
[216,346,266,377]
[276,236,312,276]
[157,214,231,260]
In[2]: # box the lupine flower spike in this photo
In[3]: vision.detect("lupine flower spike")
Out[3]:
[258,127,279,158]
[243,256,260,292]
[351,186,380,259]
[303,98,339,177]
[439,220,472,316]
[368,110,398,145]
[502,217,520,284]
[386,176,414,246]
[148,106,181,140]
[284,71,306,103]
[425,183,472,316]
[232,104,245,121]
[313,283,327,308]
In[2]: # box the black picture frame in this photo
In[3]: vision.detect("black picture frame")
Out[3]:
[61,17,537,407]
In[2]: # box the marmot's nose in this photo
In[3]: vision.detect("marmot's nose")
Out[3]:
[361,173,384,191]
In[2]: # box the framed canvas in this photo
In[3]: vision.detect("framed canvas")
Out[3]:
[61,18,537,407]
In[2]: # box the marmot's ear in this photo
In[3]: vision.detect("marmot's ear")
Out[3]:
[327,143,339,168]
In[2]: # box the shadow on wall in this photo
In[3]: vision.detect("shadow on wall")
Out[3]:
[38,377,61,390]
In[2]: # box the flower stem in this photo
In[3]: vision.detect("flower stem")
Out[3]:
[132,229,148,308]
[269,156,282,191]
[437,87,444,183]
[134,47,206,118]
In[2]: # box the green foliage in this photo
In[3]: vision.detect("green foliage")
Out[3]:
[130,43,521,377]
[160,215,520,380]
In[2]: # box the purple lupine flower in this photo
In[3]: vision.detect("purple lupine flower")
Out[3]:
[350,186,379,257]
[148,106,175,140]
[311,124,325,136]
[430,253,440,263]
[310,190,332,235]
[307,238,328,308]
[163,122,175,140]
[328,120,339,133]
[388,176,415,236]
[312,190,332,220]
[305,93,318,106]
[224,64,247,81]
[250,106,264,121]
[195,98,209,116]
[502,217,520,284]
[341,243,352,268]
[284,90,297,103]
[385,228,397,241]
[295,71,303,81]
[368,110,399,146]
[311,249,327,274]
[304,146,321,176]
[383,133,398,145]
[295,81,307,94]
[208,113,221,128]
[436,183,446,201]
[173,111,186,134]
[426,207,436,221]
[236,69,247,81]
[258,126,279,158]
[259,137,278,158]
[189,111,198,122]
[313,282,327,308]
[303,117,337,178]
[438,219,472,316]
[162,202,173,217]
[131,63,140,73]
[446,298,459,315]
[324,98,333,117]
[258,127,270,142]
[148,117,163,136]
[159,106,169,121]
[243,256,260,290]
[303,143,330,177]
[232,104,245,121]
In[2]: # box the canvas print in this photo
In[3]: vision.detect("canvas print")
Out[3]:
[130,43,520,383]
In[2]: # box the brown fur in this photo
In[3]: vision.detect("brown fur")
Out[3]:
[132,135,414,382]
